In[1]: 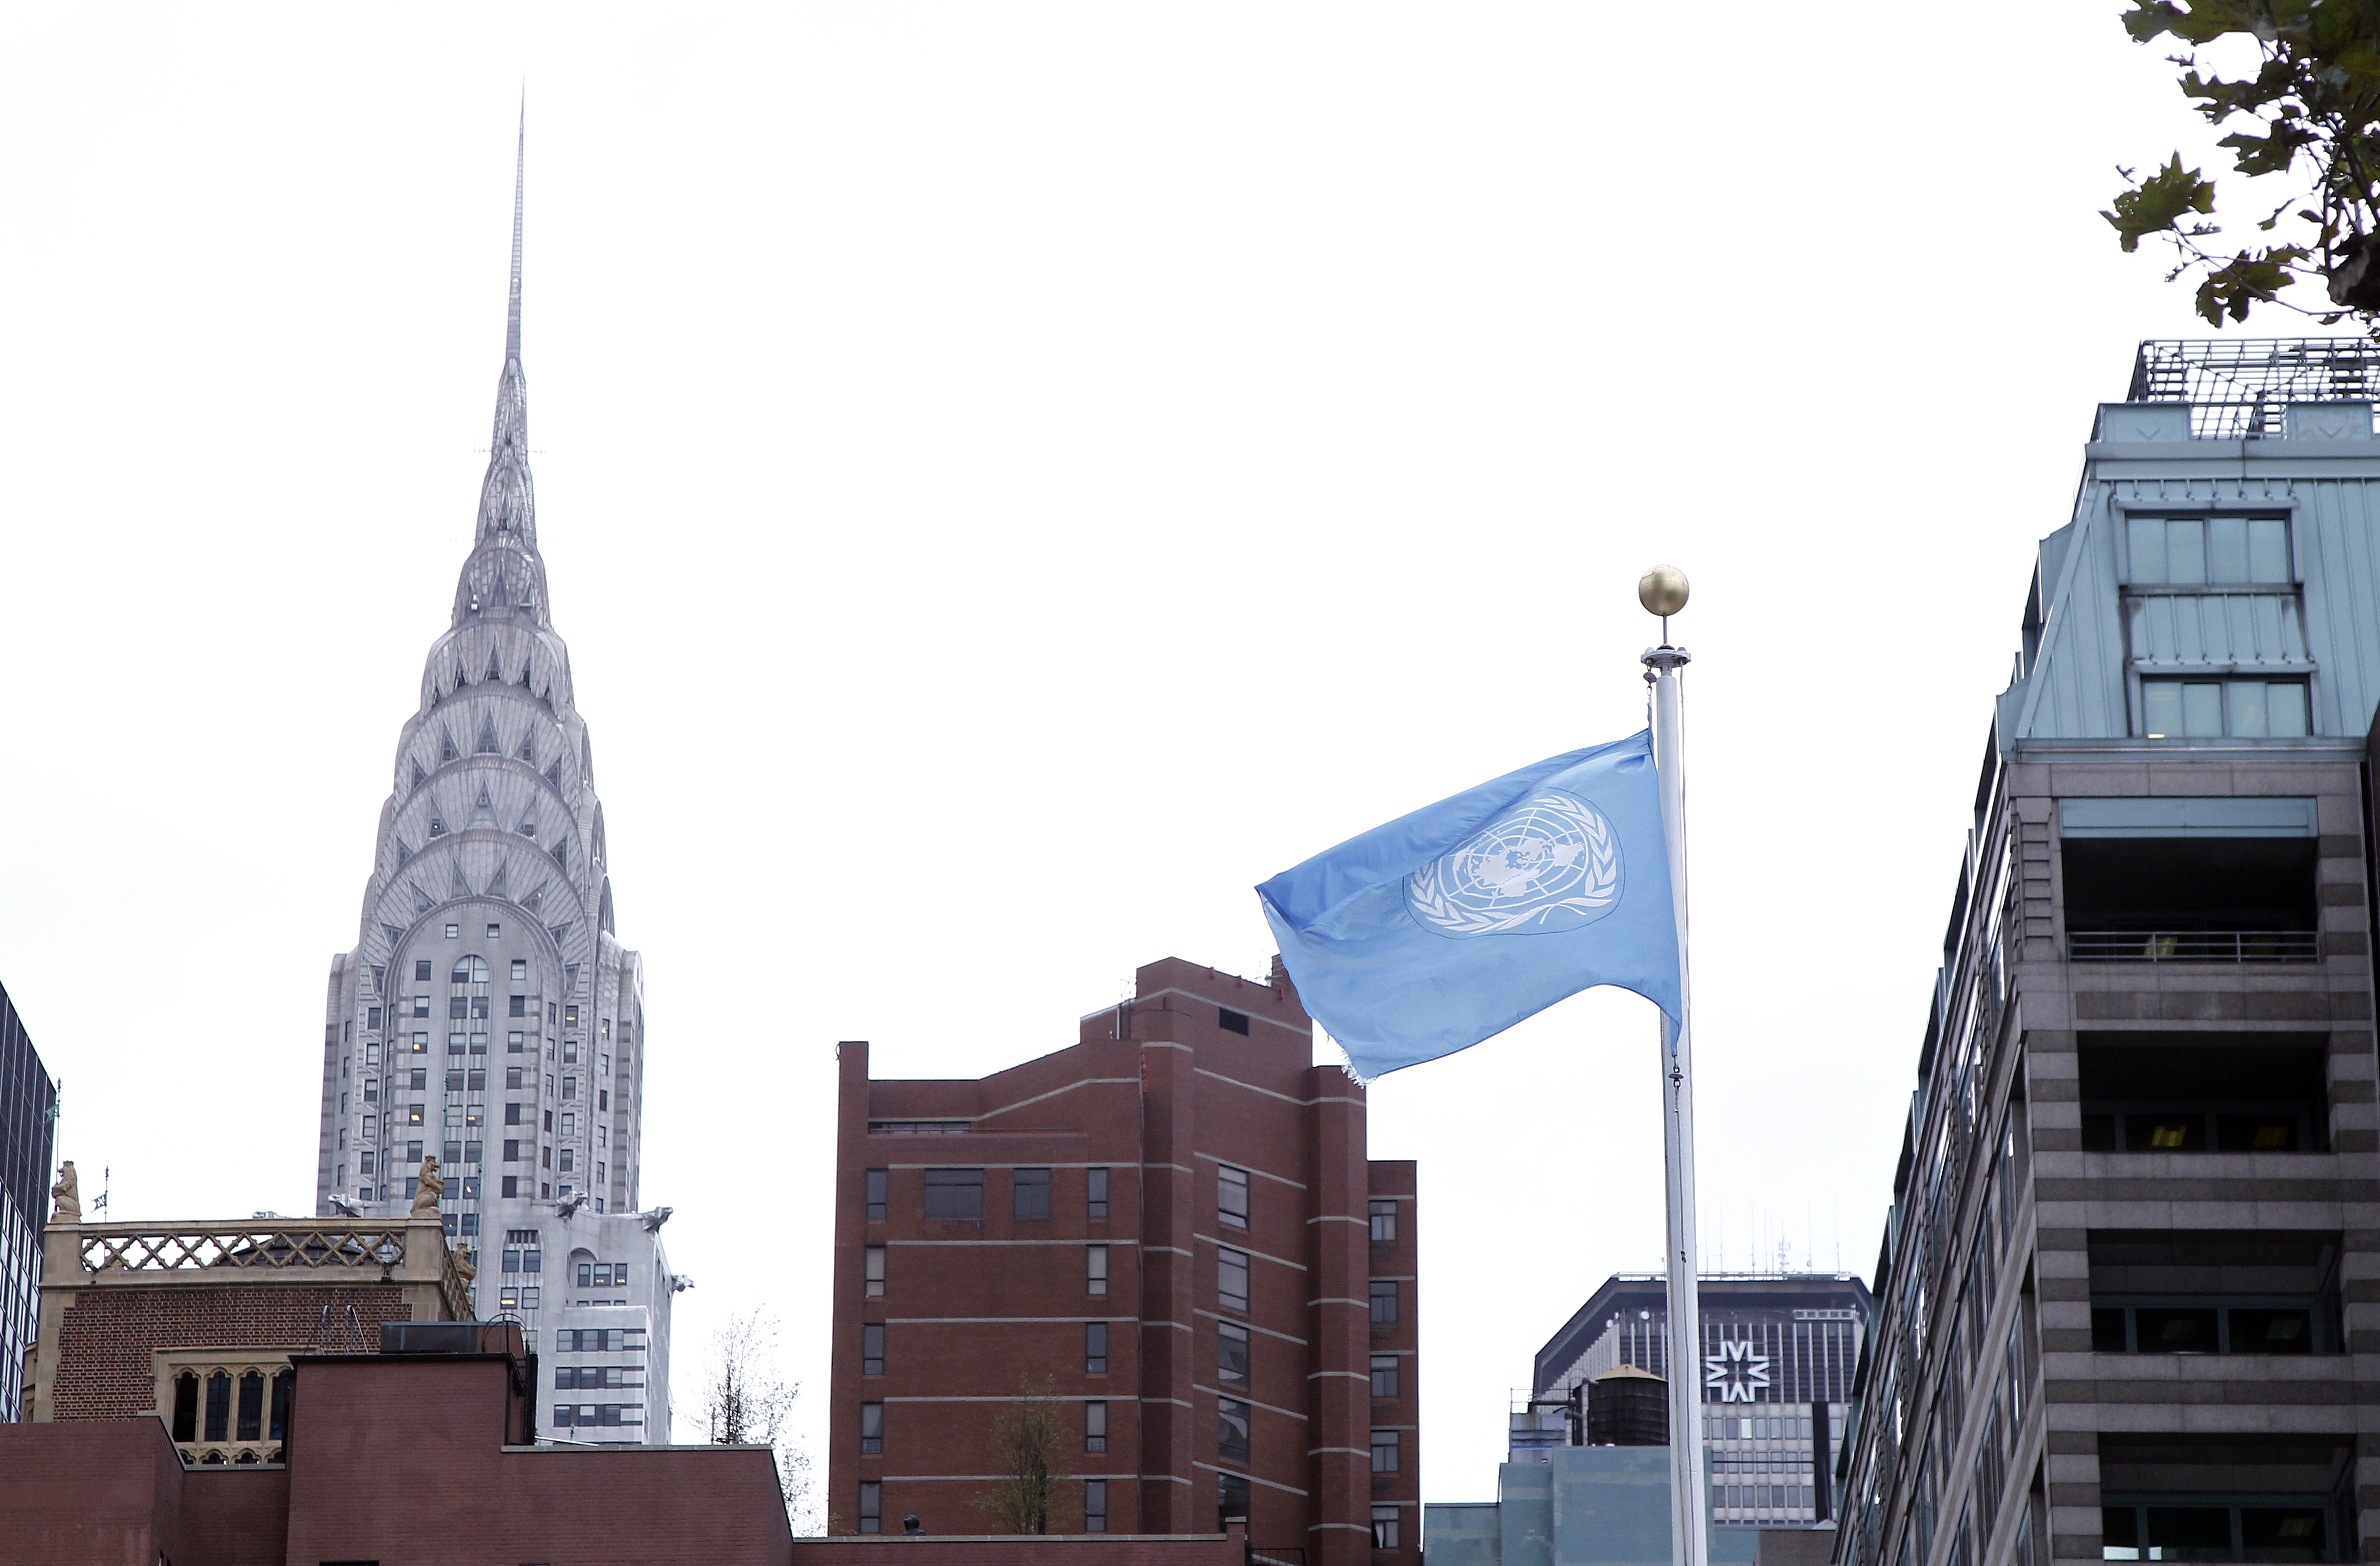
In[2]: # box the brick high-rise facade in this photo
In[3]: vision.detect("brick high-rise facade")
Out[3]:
[829,958,1420,1565]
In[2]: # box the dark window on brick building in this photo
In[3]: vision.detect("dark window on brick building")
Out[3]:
[1373,1506,1402,1549]
[1218,1165,1249,1229]
[923,1168,984,1220]
[862,1324,885,1376]
[859,1481,882,1534]
[1370,1280,1399,1326]
[1371,1353,1400,1399]
[1087,1167,1110,1220]
[1085,1478,1108,1532]
[1014,1167,1051,1220]
[1086,1321,1108,1374]
[1085,1400,1107,1453]
[1371,1428,1400,1473]
[865,1168,887,1221]
[1087,1244,1108,1296]
[1218,1249,1250,1312]
[865,1246,885,1298]
[1219,1321,1249,1386]
[1370,1200,1398,1243]
[860,1401,883,1454]
[1218,1472,1249,1528]
[1218,1007,1250,1035]
[1217,1397,1251,1463]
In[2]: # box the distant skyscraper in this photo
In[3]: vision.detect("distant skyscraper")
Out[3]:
[0,980,57,1423]
[311,125,675,1439]
[1522,1273,1869,1531]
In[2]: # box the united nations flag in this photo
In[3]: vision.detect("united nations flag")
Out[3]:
[1257,731,1680,1080]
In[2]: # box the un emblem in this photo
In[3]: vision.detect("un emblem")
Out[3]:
[1405,790,1623,938]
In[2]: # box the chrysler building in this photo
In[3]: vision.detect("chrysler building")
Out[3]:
[311,127,675,1437]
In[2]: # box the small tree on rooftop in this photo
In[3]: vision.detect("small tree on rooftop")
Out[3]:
[2106,1,2380,326]
[976,1377,1069,1535]
[701,1307,820,1534]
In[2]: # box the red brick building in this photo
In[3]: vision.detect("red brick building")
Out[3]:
[829,957,1421,1566]
[0,1332,793,1566]
[3,1209,792,1565]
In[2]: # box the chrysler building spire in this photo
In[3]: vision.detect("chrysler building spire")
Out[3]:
[457,106,544,626]
[313,129,668,1442]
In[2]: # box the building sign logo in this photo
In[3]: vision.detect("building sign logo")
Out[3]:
[1406,791,1622,938]
[1704,1338,1770,1403]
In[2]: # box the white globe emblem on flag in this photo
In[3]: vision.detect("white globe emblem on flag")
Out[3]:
[1405,789,1623,938]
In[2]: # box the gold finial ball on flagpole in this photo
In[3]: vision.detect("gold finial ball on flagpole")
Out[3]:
[1638,564,1689,618]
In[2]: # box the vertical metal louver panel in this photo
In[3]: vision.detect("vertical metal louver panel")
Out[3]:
[2125,591,2308,669]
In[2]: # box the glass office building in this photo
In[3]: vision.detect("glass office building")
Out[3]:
[0,980,57,1422]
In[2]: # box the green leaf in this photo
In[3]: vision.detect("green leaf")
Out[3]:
[2105,155,2220,252]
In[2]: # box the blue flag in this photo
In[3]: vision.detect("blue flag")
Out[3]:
[1257,731,1680,1080]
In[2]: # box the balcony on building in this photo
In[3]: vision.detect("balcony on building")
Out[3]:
[2077,1033,2328,1153]
[2059,798,2320,963]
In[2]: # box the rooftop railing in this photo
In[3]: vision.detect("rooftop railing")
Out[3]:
[2068,930,2320,962]
[2129,338,2380,438]
[63,1216,471,1321]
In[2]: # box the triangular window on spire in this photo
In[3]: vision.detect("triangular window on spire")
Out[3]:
[476,716,500,755]
[487,855,511,896]
[411,759,428,789]
[468,791,499,830]
[523,884,546,913]
[545,757,563,787]
[413,885,434,913]
[565,962,581,992]
[519,735,537,764]
[440,728,459,764]
[517,816,538,839]
[551,837,568,871]
[487,647,505,684]
[449,858,473,899]
[395,837,415,862]
[382,923,406,948]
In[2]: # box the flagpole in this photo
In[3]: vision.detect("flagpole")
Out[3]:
[1640,565,1707,1566]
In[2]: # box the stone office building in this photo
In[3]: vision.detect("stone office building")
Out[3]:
[828,957,1420,1566]
[1834,338,2380,1566]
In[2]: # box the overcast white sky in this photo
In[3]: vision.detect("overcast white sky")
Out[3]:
[0,0,2293,1509]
